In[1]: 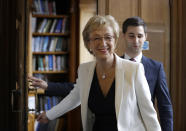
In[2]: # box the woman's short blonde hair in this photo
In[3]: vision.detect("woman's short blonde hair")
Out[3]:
[82,15,120,54]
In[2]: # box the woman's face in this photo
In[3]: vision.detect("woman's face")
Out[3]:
[88,26,116,60]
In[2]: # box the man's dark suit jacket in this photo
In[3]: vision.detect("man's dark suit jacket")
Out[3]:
[45,55,173,131]
[45,82,74,97]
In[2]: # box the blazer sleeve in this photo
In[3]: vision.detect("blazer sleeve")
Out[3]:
[135,63,161,131]
[156,63,173,131]
[45,82,74,97]
[46,67,82,120]
[46,83,80,120]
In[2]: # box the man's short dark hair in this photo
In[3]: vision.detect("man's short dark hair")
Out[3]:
[122,16,147,33]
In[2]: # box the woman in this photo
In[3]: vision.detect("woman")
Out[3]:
[37,15,161,131]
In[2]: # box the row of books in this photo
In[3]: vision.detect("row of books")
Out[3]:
[32,0,56,15]
[28,94,64,130]
[32,17,69,34]
[32,37,68,52]
[32,55,67,71]
[37,95,63,112]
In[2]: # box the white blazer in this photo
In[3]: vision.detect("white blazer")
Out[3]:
[46,54,161,131]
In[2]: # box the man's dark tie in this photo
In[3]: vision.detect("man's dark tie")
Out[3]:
[129,58,136,62]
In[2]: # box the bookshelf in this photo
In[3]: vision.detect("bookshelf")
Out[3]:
[27,0,79,130]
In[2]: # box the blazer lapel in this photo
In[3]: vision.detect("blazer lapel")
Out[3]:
[80,61,96,130]
[115,55,125,120]
[81,61,96,104]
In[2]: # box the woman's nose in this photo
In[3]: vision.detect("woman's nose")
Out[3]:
[99,37,107,45]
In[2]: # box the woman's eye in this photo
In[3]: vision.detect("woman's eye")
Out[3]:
[129,35,134,38]
[94,38,100,40]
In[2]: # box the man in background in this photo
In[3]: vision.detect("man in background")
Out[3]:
[121,16,173,131]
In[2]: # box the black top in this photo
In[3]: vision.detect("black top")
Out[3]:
[88,70,117,131]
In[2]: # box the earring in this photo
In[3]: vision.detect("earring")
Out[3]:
[89,48,93,54]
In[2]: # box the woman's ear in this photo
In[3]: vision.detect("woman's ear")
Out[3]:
[87,42,91,51]
[87,42,93,54]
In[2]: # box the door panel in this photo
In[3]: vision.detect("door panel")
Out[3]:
[141,0,170,85]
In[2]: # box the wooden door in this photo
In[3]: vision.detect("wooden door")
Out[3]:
[0,0,27,130]
[14,0,28,130]
[98,0,170,85]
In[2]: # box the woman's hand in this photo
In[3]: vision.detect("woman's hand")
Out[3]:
[37,112,49,123]
[28,76,48,90]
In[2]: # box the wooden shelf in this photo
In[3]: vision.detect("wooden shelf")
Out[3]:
[32,14,68,18]
[33,70,68,74]
[27,0,80,130]
[32,51,68,55]
[29,88,45,94]
[32,32,69,36]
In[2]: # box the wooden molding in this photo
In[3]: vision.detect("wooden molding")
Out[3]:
[171,0,186,130]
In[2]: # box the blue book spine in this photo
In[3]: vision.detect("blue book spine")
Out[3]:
[47,96,51,110]
[54,19,63,33]
[42,36,49,52]
[44,97,48,111]
[48,55,53,71]
[52,96,56,106]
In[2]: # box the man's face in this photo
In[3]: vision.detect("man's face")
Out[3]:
[123,25,147,56]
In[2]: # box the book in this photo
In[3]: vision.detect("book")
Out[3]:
[52,96,58,106]
[38,56,44,71]
[46,96,51,110]
[42,56,46,71]
[34,37,41,52]
[39,37,44,52]
[49,37,58,52]
[61,56,67,70]
[33,0,40,14]
[62,17,70,33]
[43,19,52,33]
[55,37,63,51]
[53,55,56,71]
[44,0,49,14]
[49,19,57,33]
[48,55,53,71]
[39,0,45,14]
[37,0,42,14]
[48,1,53,15]
[46,37,51,51]
[37,19,47,33]
[42,36,49,52]
[39,96,44,112]
[56,56,61,71]
[54,19,63,33]
[52,1,56,15]
[44,55,49,71]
